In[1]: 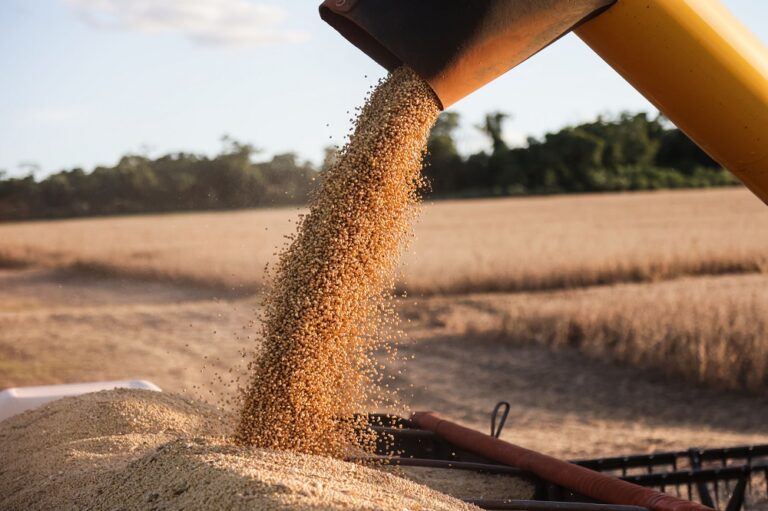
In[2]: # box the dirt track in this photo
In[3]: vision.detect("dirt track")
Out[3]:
[1,267,765,459]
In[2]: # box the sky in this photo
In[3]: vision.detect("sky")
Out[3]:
[1,0,766,178]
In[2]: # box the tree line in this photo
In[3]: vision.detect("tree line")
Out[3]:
[422,111,736,197]
[0,112,738,221]
[0,139,316,221]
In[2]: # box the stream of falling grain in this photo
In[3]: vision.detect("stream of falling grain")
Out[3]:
[235,67,441,456]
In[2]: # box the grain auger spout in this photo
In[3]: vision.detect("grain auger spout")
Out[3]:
[320,0,768,204]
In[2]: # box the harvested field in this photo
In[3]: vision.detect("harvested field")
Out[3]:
[406,188,767,295]
[0,267,766,461]
[0,188,765,295]
[401,274,768,393]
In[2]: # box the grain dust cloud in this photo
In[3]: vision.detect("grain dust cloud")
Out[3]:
[235,67,441,456]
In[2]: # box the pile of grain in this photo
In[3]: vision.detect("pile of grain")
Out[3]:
[0,390,476,511]
[383,465,535,501]
[236,66,441,456]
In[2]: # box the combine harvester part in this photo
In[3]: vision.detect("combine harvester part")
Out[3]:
[413,411,714,511]
[319,0,616,110]
[320,0,768,204]
[352,410,768,511]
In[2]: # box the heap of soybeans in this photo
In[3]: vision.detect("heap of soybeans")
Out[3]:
[236,67,441,456]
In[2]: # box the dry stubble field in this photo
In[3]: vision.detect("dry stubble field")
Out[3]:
[1,187,767,458]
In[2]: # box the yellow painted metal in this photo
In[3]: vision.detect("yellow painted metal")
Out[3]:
[575,0,768,204]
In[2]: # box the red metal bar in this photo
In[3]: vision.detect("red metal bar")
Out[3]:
[411,411,714,511]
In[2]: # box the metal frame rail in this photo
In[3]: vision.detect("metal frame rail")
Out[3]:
[572,446,768,511]
[360,413,768,511]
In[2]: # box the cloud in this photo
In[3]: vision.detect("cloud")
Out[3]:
[65,0,309,47]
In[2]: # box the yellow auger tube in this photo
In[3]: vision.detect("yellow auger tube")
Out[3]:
[576,0,768,204]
